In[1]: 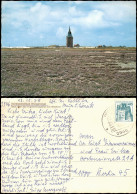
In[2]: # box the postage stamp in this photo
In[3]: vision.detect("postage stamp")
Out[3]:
[102,101,134,137]
[115,101,133,122]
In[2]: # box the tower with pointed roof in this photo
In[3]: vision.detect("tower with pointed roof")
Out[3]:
[66,27,73,47]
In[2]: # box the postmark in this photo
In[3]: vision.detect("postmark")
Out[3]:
[102,101,134,137]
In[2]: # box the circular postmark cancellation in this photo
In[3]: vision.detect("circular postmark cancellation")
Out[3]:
[102,102,134,137]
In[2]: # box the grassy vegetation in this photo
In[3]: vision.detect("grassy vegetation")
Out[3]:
[1,47,136,96]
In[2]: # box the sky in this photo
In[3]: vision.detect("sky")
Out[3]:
[2,1,136,47]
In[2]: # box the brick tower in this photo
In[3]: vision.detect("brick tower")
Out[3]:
[66,27,73,47]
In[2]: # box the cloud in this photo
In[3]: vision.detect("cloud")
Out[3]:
[56,27,66,38]
[30,2,42,12]
[74,1,85,5]
[68,6,83,16]
[79,10,106,27]
[30,2,50,20]
[2,1,135,36]
[2,1,136,47]
[69,1,86,5]
[67,9,120,28]
[93,1,136,23]
[2,1,123,33]
[2,1,27,10]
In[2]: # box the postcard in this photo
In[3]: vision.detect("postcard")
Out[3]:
[1,98,136,193]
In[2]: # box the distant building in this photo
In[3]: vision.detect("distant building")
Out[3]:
[66,27,73,47]
[97,45,102,48]
[48,45,59,48]
[74,44,80,47]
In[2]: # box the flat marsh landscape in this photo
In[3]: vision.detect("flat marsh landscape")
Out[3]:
[1,47,136,96]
